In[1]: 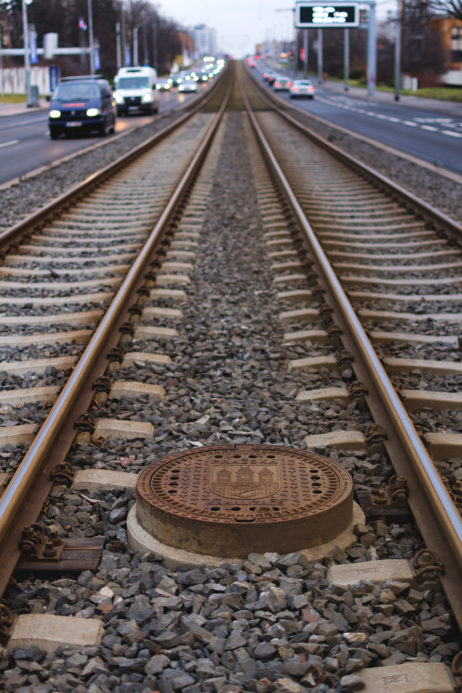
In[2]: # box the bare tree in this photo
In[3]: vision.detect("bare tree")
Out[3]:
[0,0,184,75]
[429,0,462,20]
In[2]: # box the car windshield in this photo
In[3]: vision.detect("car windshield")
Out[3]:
[118,76,150,89]
[295,81,313,86]
[54,82,99,100]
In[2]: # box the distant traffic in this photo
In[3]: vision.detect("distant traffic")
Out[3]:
[47,56,226,140]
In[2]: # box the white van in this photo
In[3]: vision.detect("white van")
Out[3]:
[113,66,160,116]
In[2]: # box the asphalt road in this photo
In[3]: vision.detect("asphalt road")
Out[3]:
[0,89,201,186]
[256,70,462,176]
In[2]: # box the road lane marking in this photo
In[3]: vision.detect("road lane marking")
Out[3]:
[290,92,462,141]
[0,139,19,149]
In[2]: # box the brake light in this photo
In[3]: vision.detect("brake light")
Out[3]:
[292,87,298,92]
[288,82,292,87]
[274,81,279,87]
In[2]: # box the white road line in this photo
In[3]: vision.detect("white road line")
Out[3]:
[307,94,462,140]
[0,139,19,149]
[442,130,462,137]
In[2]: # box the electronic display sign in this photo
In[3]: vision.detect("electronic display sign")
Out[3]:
[296,3,359,27]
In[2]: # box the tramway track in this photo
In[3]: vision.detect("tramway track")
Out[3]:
[241,67,462,629]
[0,62,461,692]
[0,69,232,593]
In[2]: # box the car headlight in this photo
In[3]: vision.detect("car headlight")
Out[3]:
[49,109,61,118]
[178,85,184,91]
[142,93,154,103]
[114,93,124,104]
[86,108,100,117]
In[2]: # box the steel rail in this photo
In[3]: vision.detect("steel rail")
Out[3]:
[0,69,234,598]
[246,66,462,238]
[241,73,462,627]
[0,66,229,250]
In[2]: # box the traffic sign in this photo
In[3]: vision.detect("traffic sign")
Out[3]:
[295,3,359,28]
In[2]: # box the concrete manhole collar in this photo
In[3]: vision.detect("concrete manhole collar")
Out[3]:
[134,444,354,557]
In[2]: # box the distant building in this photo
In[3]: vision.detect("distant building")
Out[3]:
[191,24,217,57]
[429,16,462,86]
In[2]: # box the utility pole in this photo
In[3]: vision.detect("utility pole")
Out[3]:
[303,29,308,76]
[394,0,402,100]
[88,0,95,74]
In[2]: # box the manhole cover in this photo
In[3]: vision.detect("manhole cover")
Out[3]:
[136,444,353,557]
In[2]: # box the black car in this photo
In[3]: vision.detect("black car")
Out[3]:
[48,76,116,139]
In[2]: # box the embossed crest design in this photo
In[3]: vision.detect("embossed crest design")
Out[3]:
[209,462,281,499]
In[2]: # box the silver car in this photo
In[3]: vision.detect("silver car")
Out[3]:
[273,76,292,91]
[289,79,315,99]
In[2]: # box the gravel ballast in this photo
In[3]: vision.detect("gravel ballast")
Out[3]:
[1,112,460,693]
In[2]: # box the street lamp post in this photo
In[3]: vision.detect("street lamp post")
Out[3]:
[121,4,127,67]
[394,0,402,100]
[152,16,158,71]
[303,29,309,76]
[344,28,349,91]
[133,27,139,65]
[317,28,323,83]
[0,23,4,96]
[22,0,33,106]
[88,0,95,74]
[116,22,121,70]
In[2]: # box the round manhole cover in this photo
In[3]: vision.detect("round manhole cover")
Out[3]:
[136,444,353,557]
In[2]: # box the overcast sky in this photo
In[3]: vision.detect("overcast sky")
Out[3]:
[156,0,395,58]
[156,0,303,58]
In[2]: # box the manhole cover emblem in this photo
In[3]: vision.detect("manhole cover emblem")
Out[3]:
[209,461,280,499]
[136,444,353,557]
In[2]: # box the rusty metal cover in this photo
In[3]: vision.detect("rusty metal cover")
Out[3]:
[136,444,353,557]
